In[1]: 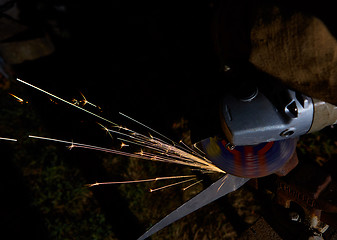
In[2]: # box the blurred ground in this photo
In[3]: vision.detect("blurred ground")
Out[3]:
[0,1,337,240]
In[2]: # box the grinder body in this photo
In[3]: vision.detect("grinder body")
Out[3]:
[199,84,337,178]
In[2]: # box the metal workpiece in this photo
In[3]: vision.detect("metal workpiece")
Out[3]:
[309,99,337,133]
[221,88,314,146]
[137,175,249,240]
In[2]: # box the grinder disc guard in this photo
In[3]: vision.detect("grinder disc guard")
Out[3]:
[200,137,297,178]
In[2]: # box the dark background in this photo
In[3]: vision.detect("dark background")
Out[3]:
[15,0,221,137]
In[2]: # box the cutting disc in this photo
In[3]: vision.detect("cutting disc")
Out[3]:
[200,137,297,178]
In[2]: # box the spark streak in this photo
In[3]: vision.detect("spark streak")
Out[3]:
[182,179,203,191]
[117,113,207,162]
[150,178,196,192]
[179,140,205,159]
[17,78,225,182]
[87,175,197,187]
[28,135,221,171]
[8,93,28,104]
[16,78,116,126]
[119,112,175,144]
[105,126,222,172]
[120,142,129,148]
[79,92,100,109]
[97,122,114,140]
[217,174,229,192]
[0,137,17,142]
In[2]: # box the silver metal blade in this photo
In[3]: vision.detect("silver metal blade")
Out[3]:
[137,174,249,240]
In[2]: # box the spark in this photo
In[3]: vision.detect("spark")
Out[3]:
[120,142,129,148]
[8,93,28,104]
[16,78,116,126]
[119,112,175,144]
[79,92,87,105]
[192,170,216,174]
[109,127,224,172]
[29,135,82,147]
[182,179,203,191]
[138,149,144,156]
[149,178,196,192]
[18,77,225,173]
[0,137,17,142]
[28,135,223,172]
[86,175,197,187]
[217,174,229,192]
[73,92,102,110]
[180,140,205,159]
[112,125,131,132]
[72,98,80,105]
[193,142,207,157]
[67,140,75,150]
[79,92,100,109]
[49,98,58,104]
[29,135,132,156]
[116,136,222,172]
[97,122,113,140]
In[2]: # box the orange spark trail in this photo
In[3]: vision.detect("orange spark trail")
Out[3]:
[182,179,203,191]
[28,135,218,170]
[17,78,224,173]
[8,93,28,104]
[79,92,100,109]
[16,78,116,126]
[87,175,197,187]
[149,178,196,192]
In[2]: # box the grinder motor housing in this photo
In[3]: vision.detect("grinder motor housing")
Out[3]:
[220,87,314,146]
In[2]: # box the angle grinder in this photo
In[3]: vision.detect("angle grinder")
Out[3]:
[197,74,337,178]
